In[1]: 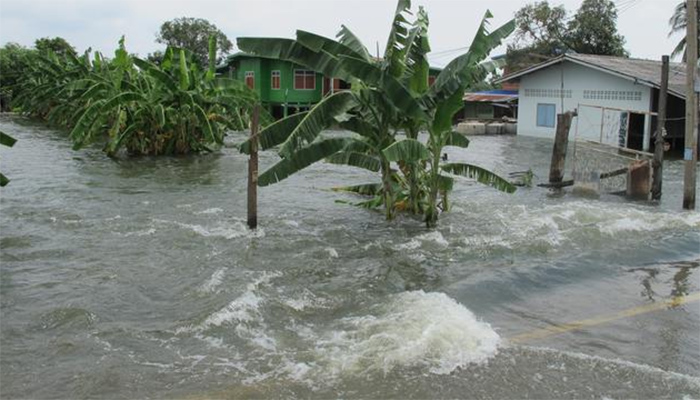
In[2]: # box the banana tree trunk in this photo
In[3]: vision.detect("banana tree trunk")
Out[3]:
[425,145,441,228]
[381,158,395,220]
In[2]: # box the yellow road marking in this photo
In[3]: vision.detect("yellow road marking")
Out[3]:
[509,292,700,344]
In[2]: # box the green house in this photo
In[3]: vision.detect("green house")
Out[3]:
[218,52,441,119]
[218,53,349,119]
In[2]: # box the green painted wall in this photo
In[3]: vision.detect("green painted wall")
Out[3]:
[228,55,437,108]
[232,56,324,105]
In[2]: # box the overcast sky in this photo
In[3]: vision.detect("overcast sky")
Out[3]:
[0,0,682,67]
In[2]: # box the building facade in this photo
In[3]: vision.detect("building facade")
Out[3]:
[498,54,688,154]
[219,52,442,119]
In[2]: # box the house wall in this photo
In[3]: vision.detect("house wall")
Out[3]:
[517,62,653,148]
[236,58,323,105]
[236,58,262,97]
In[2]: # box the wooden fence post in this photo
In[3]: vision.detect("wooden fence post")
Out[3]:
[247,105,260,229]
[549,111,576,185]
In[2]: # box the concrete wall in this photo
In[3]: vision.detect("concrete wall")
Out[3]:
[517,62,653,149]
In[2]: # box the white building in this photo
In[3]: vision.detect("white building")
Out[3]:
[498,54,688,154]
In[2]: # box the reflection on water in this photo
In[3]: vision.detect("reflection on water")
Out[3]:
[1,115,699,398]
[629,260,698,304]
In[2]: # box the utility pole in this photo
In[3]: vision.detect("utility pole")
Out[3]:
[247,105,260,229]
[652,56,669,200]
[549,111,576,185]
[683,0,698,210]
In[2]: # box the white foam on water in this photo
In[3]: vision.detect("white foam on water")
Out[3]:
[521,346,700,387]
[199,268,227,293]
[178,271,281,334]
[460,201,700,252]
[395,231,450,251]
[195,207,224,215]
[282,289,331,312]
[283,220,300,227]
[154,218,265,239]
[316,291,500,376]
[121,228,156,237]
[325,247,339,258]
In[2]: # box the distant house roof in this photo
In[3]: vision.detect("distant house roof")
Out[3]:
[463,89,518,103]
[497,53,688,100]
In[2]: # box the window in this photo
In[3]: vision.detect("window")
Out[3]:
[294,70,316,90]
[245,71,255,89]
[271,70,281,90]
[536,103,556,128]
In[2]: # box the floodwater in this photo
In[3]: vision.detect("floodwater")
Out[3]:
[1,114,699,399]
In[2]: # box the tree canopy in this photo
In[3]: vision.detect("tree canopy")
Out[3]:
[507,0,628,71]
[668,1,700,61]
[34,37,77,57]
[155,17,233,66]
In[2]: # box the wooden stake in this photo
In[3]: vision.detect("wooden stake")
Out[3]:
[549,111,576,184]
[247,105,260,229]
[683,0,698,210]
[652,55,669,200]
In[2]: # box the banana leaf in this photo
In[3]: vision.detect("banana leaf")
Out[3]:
[337,55,427,121]
[279,91,357,158]
[259,137,350,186]
[444,131,470,148]
[382,138,430,162]
[441,162,516,193]
[237,37,347,80]
[335,25,372,62]
[326,151,381,172]
[239,111,308,154]
[0,131,18,147]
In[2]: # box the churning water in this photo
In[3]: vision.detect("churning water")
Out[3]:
[1,114,699,399]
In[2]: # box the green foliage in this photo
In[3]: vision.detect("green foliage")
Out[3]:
[668,1,700,61]
[156,17,233,66]
[566,0,628,57]
[0,130,17,187]
[508,0,628,71]
[34,37,77,57]
[12,36,262,156]
[238,0,516,227]
[0,43,34,111]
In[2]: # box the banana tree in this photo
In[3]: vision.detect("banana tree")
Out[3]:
[238,0,516,225]
[66,37,265,156]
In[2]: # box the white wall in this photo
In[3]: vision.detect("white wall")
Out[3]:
[517,62,652,147]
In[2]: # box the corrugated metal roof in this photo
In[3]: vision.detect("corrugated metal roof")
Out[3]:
[497,54,690,100]
[463,90,518,103]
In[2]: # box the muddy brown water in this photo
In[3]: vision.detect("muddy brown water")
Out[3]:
[1,115,699,398]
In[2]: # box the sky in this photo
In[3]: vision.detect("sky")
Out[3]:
[0,0,682,67]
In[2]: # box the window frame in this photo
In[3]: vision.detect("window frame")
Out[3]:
[294,69,316,90]
[536,103,556,128]
[244,71,255,89]
[271,70,281,90]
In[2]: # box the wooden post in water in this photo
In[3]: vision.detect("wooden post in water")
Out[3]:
[247,105,260,229]
[549,111,576,185]
[683,0,698,210]
[652,56,669,201]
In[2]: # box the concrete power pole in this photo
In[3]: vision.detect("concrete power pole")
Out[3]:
[652,56,669,200]
[683,0,698,210]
